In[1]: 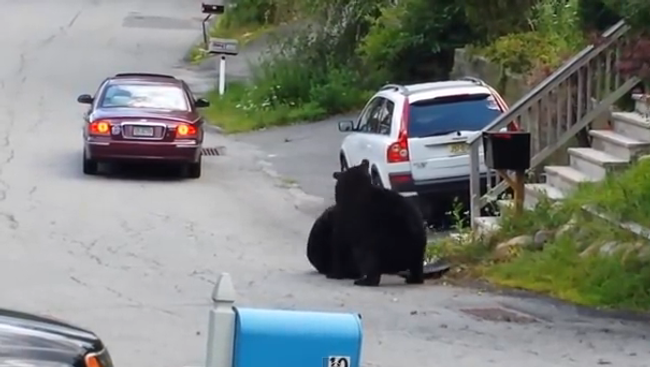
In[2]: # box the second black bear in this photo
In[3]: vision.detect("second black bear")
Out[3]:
[306,205,358,278]
[332,160,427,286]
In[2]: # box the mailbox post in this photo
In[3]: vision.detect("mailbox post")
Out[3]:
[205,273,236,367]
[207,38,239,96]
[201,2,225,47]
[482,131,531,213]
[200,2,238,95]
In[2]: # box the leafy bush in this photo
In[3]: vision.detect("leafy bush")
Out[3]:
[603,0,650,31]
[481,0,585,75]
[602,0,650,83]
[482,32,562,74]
[359,0,475,83]
[530,0,584,51]
[459,0,537,42]
[218,0,301,29]
[577,0,620,32]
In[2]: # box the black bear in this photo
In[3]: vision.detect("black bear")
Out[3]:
[306,205,359,278]
[331,160,427,286]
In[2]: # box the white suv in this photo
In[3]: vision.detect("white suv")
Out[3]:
[337,78,514,220]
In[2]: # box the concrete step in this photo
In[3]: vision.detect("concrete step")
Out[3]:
[496,199,513,212]
[524,183,565,208]
[544,165,598,193]
[633,94,650,116]
[589,129,650,161]
[473,216,500,235]
[567,147,628,180]
[611,112,650,142]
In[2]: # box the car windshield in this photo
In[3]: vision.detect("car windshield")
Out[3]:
[407,93,502,138]
[100,84,189,111]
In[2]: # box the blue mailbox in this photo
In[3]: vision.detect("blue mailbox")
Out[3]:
[233,307,362,367]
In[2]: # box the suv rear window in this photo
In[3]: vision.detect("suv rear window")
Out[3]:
[407,93,502,138]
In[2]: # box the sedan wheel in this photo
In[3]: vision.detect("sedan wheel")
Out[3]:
[83,152,98,175]
[186,158,202,179]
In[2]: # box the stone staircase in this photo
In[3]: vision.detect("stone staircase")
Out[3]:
[466,20,644,233]
[476,96,650,233]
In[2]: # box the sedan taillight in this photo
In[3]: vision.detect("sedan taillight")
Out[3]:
[175,123,197,138]
[89,120,111,136]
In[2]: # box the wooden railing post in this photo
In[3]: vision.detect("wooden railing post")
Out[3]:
[469,142,481,230]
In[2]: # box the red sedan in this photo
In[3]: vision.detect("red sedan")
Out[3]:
[78,72,209,178]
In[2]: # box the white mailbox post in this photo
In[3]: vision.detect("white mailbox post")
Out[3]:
[205,272,237,367]
[208,38,239,96]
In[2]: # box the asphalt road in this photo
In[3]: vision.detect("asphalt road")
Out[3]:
[0,1,649,367]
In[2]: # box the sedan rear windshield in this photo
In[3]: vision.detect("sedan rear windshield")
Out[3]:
[407,93,502,138]
[99,84,189,111]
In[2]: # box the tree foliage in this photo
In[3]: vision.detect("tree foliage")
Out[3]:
[459,0,537,42]
[602,0,650,82]
[359,0,476,83]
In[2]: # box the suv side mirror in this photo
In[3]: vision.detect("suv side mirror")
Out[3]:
[338,120,354,132]
[195,98,210,108]
[77,94,93,104]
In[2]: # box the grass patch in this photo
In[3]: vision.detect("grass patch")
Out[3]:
[429,160,650,311]
[485,232,650,310]
[202,81,329,133]
[568,158,650,226]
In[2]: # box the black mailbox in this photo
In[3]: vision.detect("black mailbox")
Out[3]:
[202,3,225,14]
[482,131,531,171]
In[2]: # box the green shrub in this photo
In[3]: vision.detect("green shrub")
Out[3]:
[603,0,650,32]
[478,0,585,77]
[359,0,475,83]
[530,0,584,52]
[459,0,537,42]
[482,32,562,74]
[217,0,301,29]
[567,159,650,225]
[487,231,650,310]
[577,0,620,32]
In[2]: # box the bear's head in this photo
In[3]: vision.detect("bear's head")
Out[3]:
[332,160,371,204]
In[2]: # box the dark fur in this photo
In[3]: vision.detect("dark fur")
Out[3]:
[306,205,358,278]
[331,160,427,286]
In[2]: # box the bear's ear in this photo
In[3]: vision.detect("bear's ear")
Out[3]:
[360,159,369,168]
[332,171,341,180]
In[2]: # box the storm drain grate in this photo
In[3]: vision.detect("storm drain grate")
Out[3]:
[460,307,537,324]
[202,146,225,156]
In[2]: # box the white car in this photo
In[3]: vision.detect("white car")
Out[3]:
[337,78,515,220]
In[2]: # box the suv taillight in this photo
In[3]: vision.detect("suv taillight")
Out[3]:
[89,120,111,136]
[387,99,410,163]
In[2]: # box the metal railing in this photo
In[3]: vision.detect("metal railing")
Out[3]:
[468,20,640,228]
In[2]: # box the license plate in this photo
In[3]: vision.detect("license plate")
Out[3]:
[449,143,468,154]
[133,126,154,137]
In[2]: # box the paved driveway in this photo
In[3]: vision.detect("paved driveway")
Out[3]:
[0,1,648,367]
[232,115,355,204]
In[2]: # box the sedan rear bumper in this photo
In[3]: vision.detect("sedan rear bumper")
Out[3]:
[86,139,201,163]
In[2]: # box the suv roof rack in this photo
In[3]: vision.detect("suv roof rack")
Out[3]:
[380,84,409,94]
[458,76,486,85]
[113,73,176,79]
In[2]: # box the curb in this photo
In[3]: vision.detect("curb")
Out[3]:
[204,122,224,135]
